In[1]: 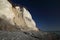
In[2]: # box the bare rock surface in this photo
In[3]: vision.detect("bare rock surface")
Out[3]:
[0,0,60,40]
[0,31,39,40]
[0,0,38,31]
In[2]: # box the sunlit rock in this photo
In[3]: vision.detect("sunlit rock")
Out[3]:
[23,7,38,31]
[0,0,59,40]
[0,0,15,25]
[0,0,38,31]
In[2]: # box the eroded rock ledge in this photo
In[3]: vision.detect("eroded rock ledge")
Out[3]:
[0,0,60,40]
[0,0,38,31]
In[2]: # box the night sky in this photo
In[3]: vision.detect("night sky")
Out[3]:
[10,0,60,31]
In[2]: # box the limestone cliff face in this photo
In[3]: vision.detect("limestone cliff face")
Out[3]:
[23,8,38,31]
[0,0,59,40]
[0,0,38,31]
[0,0,16,25]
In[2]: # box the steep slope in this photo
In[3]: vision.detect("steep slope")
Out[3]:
[0,0,60,40]
[0,0,38,31]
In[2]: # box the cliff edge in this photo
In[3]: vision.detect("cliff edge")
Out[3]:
[0,0,38,31]
[0,0,59,40]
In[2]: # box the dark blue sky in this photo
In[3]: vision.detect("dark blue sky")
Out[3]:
[10,0,60,31]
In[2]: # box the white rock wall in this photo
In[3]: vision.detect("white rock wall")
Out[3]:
[0,0,15,25]
[23,7,38,31]
[0,0,38,31]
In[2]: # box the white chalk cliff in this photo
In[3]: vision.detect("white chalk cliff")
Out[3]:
[0,0,38,31]
[0,0,59,40]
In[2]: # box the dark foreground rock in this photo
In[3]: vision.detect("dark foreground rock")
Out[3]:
[0,31,39,40]
[0,31,60,40]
